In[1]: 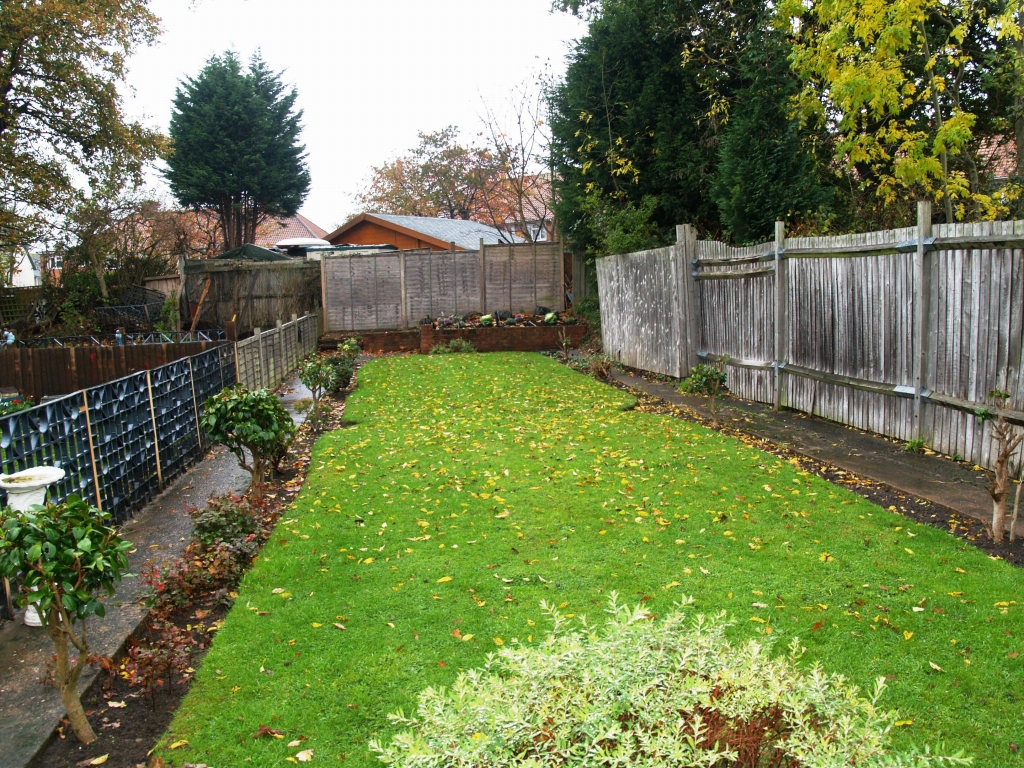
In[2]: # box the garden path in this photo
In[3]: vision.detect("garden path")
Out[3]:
[0,376,311,768]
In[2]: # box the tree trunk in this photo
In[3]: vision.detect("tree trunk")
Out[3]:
[44,610,96,743]
[993,493,1007,544]
[1011,473,1022,542]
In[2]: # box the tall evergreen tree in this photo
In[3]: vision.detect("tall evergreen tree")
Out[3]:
[711,31,832,243]
[166,52,311,250]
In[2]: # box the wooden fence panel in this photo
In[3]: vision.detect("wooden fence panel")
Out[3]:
[597,218,1024,472]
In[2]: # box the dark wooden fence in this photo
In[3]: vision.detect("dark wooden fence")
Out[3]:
[0,341,227,403]
[597,204,1024,472]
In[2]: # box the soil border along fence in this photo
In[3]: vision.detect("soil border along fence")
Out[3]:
[321,242,565,332]
[597,204,1023,472]
[0,313,319,523]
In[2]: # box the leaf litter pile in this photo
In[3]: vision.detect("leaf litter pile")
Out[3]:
[161,353,1024,767]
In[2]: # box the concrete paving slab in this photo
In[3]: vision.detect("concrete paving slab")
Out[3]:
[0,375,310,768]
[609,370,995,528]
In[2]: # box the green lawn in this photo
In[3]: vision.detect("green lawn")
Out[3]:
[163,353,1024,766]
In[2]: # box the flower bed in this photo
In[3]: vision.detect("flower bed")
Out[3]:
[420,322,585,353]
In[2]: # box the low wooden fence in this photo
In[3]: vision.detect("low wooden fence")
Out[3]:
[322,242,564,332]
[236,314,319,390]
[184,258,321,335]
[597,206,1024,472]
[0,341,227,403]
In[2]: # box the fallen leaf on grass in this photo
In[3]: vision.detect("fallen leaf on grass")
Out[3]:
[495,511,510,519]
[288,739,304,747]
[169,740,189,750]
[894,720,914,727]
[436,576,452,583]
[1008,652,1019,659]
[334,623,346,630]
[296,750,314,762]
[310,622,322,628]
[809,622,824,632]
[252,725,284,740]
[904,631,914,640]
[929,662,945,672]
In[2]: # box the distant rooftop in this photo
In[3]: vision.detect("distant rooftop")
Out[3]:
[327,213,522,251]
[254,213,328,246]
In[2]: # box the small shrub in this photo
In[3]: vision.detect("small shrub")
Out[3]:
[371,596,968,768]
[681,359,729,428]
[189,495,259,555]
[328,354,356,391]
[124,625,194,708]
[430,339,477,355]
[479,314,494,327]
[201,386,296,499]
[341,336,361,355]
[904,438,926,453]
[298,355,337,403]
[0,394,34,416]
[0,497,132,743]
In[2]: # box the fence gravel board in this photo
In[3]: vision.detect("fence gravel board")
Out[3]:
[598,217,1024,472]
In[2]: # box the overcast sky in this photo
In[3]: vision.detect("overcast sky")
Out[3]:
[121,0,586,233]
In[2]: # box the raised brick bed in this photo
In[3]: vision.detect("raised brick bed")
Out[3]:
[420,323,586,353]
[320,330,420,354]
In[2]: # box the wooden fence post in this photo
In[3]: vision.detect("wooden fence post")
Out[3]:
[676,225,700,379]
[275,320,284,384]
[145,370,163,490]
[187,357,202,448]
[479,238,486,314]
[81,390,103,510]
[400,250,408,328]
[773,220,788,411]
[913,200,933,440]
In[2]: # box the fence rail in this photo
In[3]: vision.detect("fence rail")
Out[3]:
[15,330,225,348]
[597,209,1024,472]
[322,242,565,332]
[235,313,319,390]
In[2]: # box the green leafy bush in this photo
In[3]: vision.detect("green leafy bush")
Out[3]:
[0,497,132,744]
[341,336,361,355]
[189,494,259,555]
[372,596,967,768]
[328,354,356,391]
[0,394,34,417]
[430,339,477,355]
[298,354,337,403]
[201,386,296,499]
[681,360,729,428]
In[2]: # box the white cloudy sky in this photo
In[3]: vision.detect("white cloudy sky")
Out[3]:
[122,0,587,232]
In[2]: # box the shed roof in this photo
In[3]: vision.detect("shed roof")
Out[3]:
[326,213,521,251]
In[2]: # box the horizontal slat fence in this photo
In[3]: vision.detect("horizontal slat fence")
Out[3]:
[0,341,226,403]
[597,210,1024,472]
[322,242,564,332]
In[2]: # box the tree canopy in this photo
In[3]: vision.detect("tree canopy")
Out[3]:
[0,0,165,251]
[166,51,311,250]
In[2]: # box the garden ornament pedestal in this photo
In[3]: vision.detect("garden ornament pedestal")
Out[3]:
[0,466,66,626]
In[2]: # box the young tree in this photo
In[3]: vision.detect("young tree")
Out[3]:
[0,498,133,743]
[681,359,729,428]
[984,389,1023,543]
[0,1,165,252]
[166,52,311,250]
[358,127,497,222]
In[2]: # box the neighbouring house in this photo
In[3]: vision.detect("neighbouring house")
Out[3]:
[9,250,41,287]
[325,213,522,251]
[979,136,1018,184]
[255,213,329,247]
[497,173,555,243]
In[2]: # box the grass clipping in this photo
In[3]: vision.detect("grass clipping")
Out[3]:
[371,595,969,768]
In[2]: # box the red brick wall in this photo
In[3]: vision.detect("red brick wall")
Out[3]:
[420,324,586,353]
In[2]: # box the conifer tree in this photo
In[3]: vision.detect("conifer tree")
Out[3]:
[166,52,311,250]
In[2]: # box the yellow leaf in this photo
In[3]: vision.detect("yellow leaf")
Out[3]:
[894,720,913,727]
[107,701,126,708]
[819,552,833,562]
[749,617,766,623]
[462,633,474,641]
[363,557,374,564]
[88,756,109,766]
[904,548,914,555]
[948,591,963,597]
[436,576,452,583]
[764,626,774,634]
[296,749,314,762]
[170,740,189,750]
[310,622,322,628]
[663,581,681,589]
[598,530,607,535]
[493,637,504,645]
[904,631,914,640]
[954,567,966,574]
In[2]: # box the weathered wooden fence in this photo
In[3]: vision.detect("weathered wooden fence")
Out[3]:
[322,242,564,332]
[184,259,321,335]
[235,313,319,390]
[597,206,1024,471]
[0,341,227,403]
